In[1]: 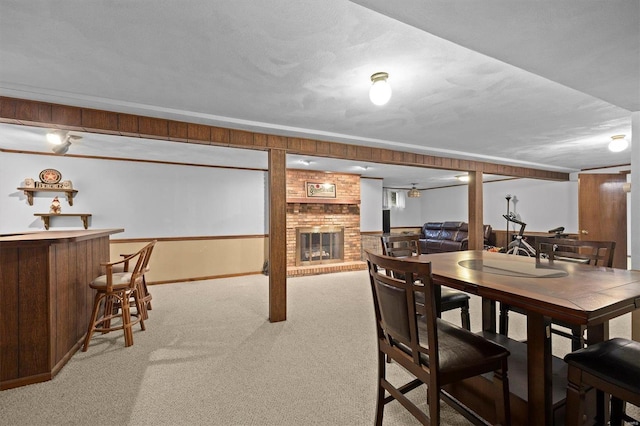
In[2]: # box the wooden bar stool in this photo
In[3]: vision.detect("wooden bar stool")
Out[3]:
[111,242,155,320]
[82,240,156,351]
[564,337,640,426]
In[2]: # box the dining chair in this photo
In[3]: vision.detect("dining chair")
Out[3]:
[82,240,157,351]
[366,250,511,425]
[380,234,471,330]
[564,338,640,426]
[499,237,616,351]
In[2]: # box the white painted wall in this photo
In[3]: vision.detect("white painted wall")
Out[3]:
[389,192,423,227]
[420,185,468,224]
[360,178,383,232]
[419,179,578,233]
[484,179,578,233]
[1,152,267,238]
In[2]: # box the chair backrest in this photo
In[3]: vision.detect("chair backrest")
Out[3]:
[140,239,156,273]
[129,240,156,289]
[380,234,421,258]
[366,250,438,373]
[104,240,156,291]
[535,237,615,267]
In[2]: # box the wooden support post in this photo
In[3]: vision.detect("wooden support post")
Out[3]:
[468,170,484,250]
[268,148,287,322]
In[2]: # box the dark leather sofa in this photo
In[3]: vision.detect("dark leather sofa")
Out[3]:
[419,221,492,254]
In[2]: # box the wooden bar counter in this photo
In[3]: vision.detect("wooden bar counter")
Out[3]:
[0,229,123,390]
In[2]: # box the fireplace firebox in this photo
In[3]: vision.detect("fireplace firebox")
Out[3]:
[296,226,344,266]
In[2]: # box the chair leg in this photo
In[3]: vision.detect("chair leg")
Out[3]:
[610,397,624,426]
[102,295,115,333]
[142,275,152,311]
[499,303,509,336]
[427,379,440,425]
[132,289,146,332]
[461,301,471,330]
[375,350,386,426]
[121,293,134,347]
[565,365,585,426]
[493,361,511,426]
[136,280,149,321]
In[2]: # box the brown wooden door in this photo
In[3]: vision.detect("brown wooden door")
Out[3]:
[578,173,627,268]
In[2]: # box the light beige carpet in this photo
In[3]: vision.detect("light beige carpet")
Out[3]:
[0,270,636,425]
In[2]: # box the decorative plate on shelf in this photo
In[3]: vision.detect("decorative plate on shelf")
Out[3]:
[39,169,62,184]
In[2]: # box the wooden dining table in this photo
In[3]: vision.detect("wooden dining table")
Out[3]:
[403,250,640,425]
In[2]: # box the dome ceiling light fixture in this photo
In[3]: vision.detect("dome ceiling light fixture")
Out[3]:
[46,130,82,155]
[608,135,629,152]
[369,72,391,106]
[407,183,421,198]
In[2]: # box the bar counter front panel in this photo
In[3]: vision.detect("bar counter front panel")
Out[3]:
[0,229,123,390]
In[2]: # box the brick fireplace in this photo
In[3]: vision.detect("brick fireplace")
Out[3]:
[286,170,366,277]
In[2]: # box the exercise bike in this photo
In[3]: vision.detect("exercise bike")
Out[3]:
[503,213,567,256]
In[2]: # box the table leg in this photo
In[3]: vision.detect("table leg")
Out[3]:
[527,311,553,426]
[481,297,496,333]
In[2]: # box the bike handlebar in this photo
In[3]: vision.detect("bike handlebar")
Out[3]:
[502,214,526,226]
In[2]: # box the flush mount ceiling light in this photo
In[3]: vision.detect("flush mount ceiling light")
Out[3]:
[608,135,629,152]
[407,183,420,198]
[46,130,82,155]
[369,72,391,106]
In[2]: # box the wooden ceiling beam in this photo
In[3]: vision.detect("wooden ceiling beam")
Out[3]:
[0,96,569,181]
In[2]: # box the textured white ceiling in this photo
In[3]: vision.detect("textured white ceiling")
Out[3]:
[0,0,638,188]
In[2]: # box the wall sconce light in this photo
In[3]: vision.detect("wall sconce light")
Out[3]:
[369,72,391,106]
[46,130,82,155]
[407,183,421,198]
[608,135,629,152]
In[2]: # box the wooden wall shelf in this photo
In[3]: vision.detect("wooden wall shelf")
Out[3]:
[18,187,78,206]
[34,213,91,230]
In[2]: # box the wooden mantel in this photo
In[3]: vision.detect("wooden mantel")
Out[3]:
[286,197,360,205]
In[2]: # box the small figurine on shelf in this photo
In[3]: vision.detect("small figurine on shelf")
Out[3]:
[49,197,62,214]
